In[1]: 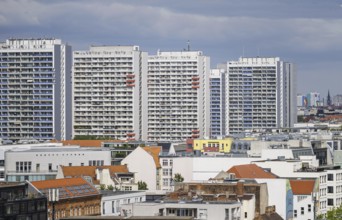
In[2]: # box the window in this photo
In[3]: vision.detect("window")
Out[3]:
[225,209,230,219]
[48,163,52,171]
[163,169,169,176]
[163,178,169,186]
[328,174,334,181]
[308,204,311,212]
[102,202,105,214]
[0,171,4,179]
[170,159,173,166]
[328,199,334,206]
[112,201,115,213]
[245,212,247,218]
[69,163,72,166]
[81,163,84,166]
[294,210,297,217]
[328,186,334,194]
[162,159,168,166]
[301,207,304,215]
[16,161,32,172]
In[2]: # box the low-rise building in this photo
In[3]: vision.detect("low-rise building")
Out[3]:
[174,180,267,219]
[56,165,137,191]
[121,146,161,190]
[101,191,146,216]
[0,182,47,219]
[121,200,242,220]
[289,179,316,220]
[29,177,101,219]
[193,138,233,153]
[5,146,111,182]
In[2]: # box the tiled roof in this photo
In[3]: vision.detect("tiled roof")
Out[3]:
[61,165,129,184]
[227,164,277,179]
[30,177,99,199]
[142,146,161,168]
[51,140,123,148]
[62,165,129,177]
[289,179,315,195]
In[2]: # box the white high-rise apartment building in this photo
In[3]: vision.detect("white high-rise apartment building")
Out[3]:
[72,46,147,140]
[0,38,72,141]
[146,51,210,142]
[225,57,296,134]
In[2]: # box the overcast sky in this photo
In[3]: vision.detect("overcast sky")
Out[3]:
[1,0,342,97]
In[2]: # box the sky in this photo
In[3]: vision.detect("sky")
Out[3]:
[1,0,342,97]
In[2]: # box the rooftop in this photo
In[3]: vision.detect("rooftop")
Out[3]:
[289,179,316,195]
[227,164,277,179]
[61,165,130,185]
[142,146,161,168]
[30,177,100,200]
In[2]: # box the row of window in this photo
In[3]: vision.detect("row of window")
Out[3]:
[102,197,144,215]
[162,159,173,167]
[293,204,311,217]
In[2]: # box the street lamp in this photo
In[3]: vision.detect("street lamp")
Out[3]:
[48,188,59,220]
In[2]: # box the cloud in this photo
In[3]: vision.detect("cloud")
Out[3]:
[0,0,342,94]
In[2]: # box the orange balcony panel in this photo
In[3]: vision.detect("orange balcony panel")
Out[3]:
[192,81,200,85]
[127,74,135,78]
[126,79,135,83]
[192,86,199,89]
[127,138,135,141]
[192,76,200,80]
[127,133,135,137]
[192,130,200,133]
[192,134,200,138]
[127,84,135,87]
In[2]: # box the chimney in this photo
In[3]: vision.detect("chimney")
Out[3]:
[236,180,245,196]
[265,205,276,216]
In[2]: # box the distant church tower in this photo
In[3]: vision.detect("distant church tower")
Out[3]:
[327,90,332,106]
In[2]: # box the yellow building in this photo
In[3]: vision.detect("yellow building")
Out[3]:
[193,138,233,153]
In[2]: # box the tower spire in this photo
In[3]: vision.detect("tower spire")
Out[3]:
[327,90,332,106]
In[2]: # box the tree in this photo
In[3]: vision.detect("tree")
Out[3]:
[317,204,342,220]
[138,181,148,190]
[173,173,184,183]
[100,184,106,190]
[107,185,114,190]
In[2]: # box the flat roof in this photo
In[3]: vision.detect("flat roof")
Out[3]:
[6,147,107,153]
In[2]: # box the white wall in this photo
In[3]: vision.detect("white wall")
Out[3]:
[172,157,257,181]
[121,147,157,190]
[252,161,319,178]
[121,201,241,219]
[292,195,314,220]
[5,147,111,182]
[255,179,288,219]
[101,191,146,216]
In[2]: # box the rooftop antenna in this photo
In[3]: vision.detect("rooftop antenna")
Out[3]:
[187,40,190,51]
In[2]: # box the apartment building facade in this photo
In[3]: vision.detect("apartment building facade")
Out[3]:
[225,57,296,134]
[0,38,72,141]
[209,69,224,138]
[72,46,148,140]
[147,51,210,142]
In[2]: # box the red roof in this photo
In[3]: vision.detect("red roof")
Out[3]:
[290,179,315,195]
[142,146,161,168]
[51,140,124,148]
[31,177,99,199]
[60,165,129,184]
[227,164,277,179]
